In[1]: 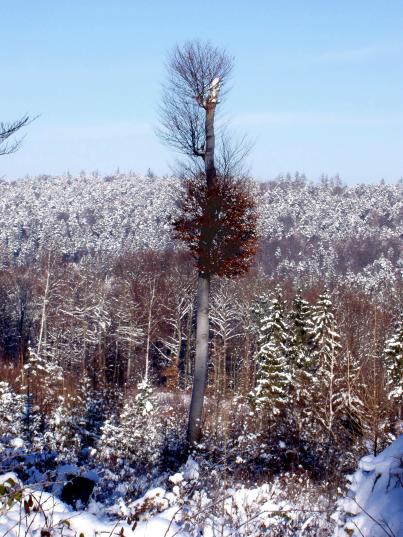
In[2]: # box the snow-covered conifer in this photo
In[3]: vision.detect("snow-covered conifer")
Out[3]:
[311,292,343,436]
[44,385,91,462]
[288,292,314,369]
[19,346,63,447]
[22,346,63,413]
[0,382,24,451]
[251,289,290,422]
[20,392,42,447]
[339,351,365,439]
[98,379,162,470]
[287,293,317,442]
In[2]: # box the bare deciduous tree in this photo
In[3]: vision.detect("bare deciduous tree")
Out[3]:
[159,40,258,447]
[0,115,32,156]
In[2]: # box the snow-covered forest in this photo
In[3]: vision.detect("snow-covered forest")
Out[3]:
[0,172,402,296]
[1,1,403,531]
[0,172,402,536]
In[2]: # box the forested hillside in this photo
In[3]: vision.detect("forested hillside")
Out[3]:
[2,1,403,533]
[1,173,401,296]
[0,173,402,535]
[0,175,403,536]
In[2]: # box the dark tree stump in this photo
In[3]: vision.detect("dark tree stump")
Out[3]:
[61,475,95,508]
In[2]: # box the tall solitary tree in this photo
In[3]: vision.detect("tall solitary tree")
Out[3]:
[159,41,257,447]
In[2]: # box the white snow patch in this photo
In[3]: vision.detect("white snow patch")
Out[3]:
[0,481,185,537]
[333,435,403,537]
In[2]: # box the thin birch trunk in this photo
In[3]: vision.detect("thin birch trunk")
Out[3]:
[144,278,156,382]
[37,255,51,357]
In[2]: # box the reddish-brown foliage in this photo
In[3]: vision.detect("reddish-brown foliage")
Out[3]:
[173,174,258,277]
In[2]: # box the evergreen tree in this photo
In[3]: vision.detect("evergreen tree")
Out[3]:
[0,382,24,452]
[339,351,365,435]
[251,289,290,423]
[45,383,92,462]
[288,293,317,444]
[78,374,107,447]
[22,346,63,413]
[311,292,343,437]
[19,346,63,447]
[20,391,42,448]
[250,293,271,332]
[289,291,315,369]
[98,379,162,470]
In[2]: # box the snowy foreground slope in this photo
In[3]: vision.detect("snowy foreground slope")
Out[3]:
[0,474,309,537]
[1,439,402,537]
[0,473,183,537]
[0,456,331,537]
[333,435,403,537]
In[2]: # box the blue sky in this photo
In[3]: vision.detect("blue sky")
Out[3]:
[1,1,402,183]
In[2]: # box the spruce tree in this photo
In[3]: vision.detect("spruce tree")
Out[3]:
[0,382,24,452]
[311,292,343,437]
[22,346,63,413]
[251,289,290,424]
[19,346,63,447]
[45,386,91,462]
[288,292,317,445]
[289,292,314,369]
[338,350,365,458]
[98,379,162,470]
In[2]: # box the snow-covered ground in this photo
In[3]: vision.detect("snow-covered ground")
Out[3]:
[0,473,184,537]
[333,435,403,537]
[0,458,329,537]
[1,438,402,537]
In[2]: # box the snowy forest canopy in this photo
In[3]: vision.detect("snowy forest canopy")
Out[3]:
[0,172,402,536]
[0,172,401,298]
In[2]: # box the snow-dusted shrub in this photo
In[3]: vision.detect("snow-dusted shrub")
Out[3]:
[94,380,165,502]
[0,475,176,537]
[118,456,334,537]
[154,391,188,465]
[98,380,163,469]
[0,473,23,515]
[0,382,24,455]
[201,394,273,475]
[44,391,90,463]
[0,382,23,439]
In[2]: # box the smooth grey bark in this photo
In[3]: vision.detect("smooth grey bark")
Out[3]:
[205,105,217,188]
[187,273,210,445]
[187,99,218,447]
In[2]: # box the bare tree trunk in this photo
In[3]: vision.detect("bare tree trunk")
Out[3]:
[205,105,217,188]
[37,254,51,357]
[187,273,210,446]
[187,103,217,447]
[184,303,193,382]
[144,278,156,382]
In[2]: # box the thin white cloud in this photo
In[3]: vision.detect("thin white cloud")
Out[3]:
[309,41,403,64]
[232,112,403,128]
[34,121,153,141]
